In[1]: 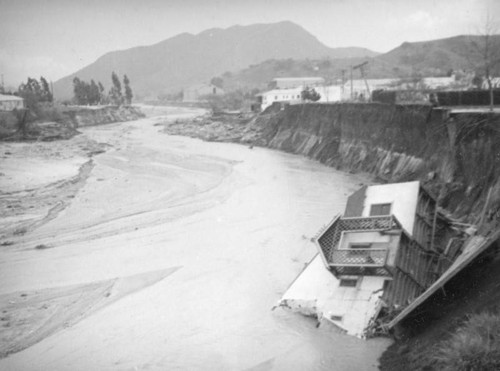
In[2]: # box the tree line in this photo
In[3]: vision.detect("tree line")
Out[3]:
[16,76,53,108]
[72,72,133,106]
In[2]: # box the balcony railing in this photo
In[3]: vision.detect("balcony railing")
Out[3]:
[329,248,389,268]
[316,215,401,264]
[315,215,403,277]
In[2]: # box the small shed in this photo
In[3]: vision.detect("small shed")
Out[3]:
[0,94,24,111]
[183,84,224,102]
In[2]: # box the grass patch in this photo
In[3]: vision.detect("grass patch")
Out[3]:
[433,312,500,370]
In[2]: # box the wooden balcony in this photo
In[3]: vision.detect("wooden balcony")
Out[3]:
[329,248,392,277]
[316,215,401,277]
[330,248,389,267]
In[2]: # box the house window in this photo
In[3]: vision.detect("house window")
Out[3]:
[370,203,392,216]
[339,279,358,287]
[348,243,371,256]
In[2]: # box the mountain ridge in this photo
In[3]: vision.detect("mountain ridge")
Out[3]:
[52,21,378,99]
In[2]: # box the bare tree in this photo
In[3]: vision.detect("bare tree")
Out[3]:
[470,14,500,111]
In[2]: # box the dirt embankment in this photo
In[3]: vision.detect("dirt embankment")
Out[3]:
[0,105,145,141]
[162,110,277,145]
[164,104,500,225]
[380,239,500,370]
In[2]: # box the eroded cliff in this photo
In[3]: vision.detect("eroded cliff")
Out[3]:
[257,103,500,223]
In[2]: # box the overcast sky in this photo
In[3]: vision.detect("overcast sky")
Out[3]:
[0,0,498,87]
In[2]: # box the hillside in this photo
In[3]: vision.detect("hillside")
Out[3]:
[52,21,377,100]
[378,34,500,77]
[218,57,401,91]
[217,34,500,91]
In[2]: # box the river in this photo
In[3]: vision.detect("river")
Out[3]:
[0,107,391,370]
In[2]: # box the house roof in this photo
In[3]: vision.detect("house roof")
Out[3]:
[0,94,23,101]
[273,77,325,82]
[259,87,303,97]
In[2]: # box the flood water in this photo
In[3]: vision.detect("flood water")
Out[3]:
[0,107,391,370]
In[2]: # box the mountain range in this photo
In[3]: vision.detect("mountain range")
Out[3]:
[52,21,377,99]
[53,21,500,100]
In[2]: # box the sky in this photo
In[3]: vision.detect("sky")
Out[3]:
[0,0,498,88]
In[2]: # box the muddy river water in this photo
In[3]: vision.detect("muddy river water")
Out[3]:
[0,107,390,370]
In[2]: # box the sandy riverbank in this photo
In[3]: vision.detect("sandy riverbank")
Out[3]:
[0,107,390,370]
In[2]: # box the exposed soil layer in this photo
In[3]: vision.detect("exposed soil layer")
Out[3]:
[0,105,145,141]
[163,103,500,224]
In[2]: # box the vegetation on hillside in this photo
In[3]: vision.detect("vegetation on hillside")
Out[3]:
[301,87,321,102]
[433,312,500,370]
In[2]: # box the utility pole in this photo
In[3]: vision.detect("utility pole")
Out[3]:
[353,61,370,101]
[350,66,353,100]
[341,70,346,100]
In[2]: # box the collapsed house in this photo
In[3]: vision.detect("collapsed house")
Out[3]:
[280,181,460,337]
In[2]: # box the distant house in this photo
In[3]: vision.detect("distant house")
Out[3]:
[258,76,343,111]
[280,181,457,337]
[257,85,344,111]
[270,77,325,90]
[257,87,303,111]
[482,77,500,89]
[422,76,456,89]
[183,84,224,103]
[342,78,399,101]
[0,94,24,111]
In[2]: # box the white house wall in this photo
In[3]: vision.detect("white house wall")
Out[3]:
[0,99,24,111]
[321,276,386,337]
[362,181,420,235]
[280,254,389,337]
[261,85,342,110]
[280,254,340,317]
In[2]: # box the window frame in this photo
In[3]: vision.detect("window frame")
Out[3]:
[339,278,358,287]
[369,202,392,216]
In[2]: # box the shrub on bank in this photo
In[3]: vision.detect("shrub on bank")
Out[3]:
[434,312,500,370]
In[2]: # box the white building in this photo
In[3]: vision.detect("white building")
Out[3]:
[280,181,448,337]
[0,94,24,111]
[482,77,500,89]
[422,76,456,89]
[258,85,343,111]
[342,79,399,101]
[258,87,303,111]
[183,83,224,103]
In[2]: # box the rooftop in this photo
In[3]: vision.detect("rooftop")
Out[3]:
[0,94,23,101]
